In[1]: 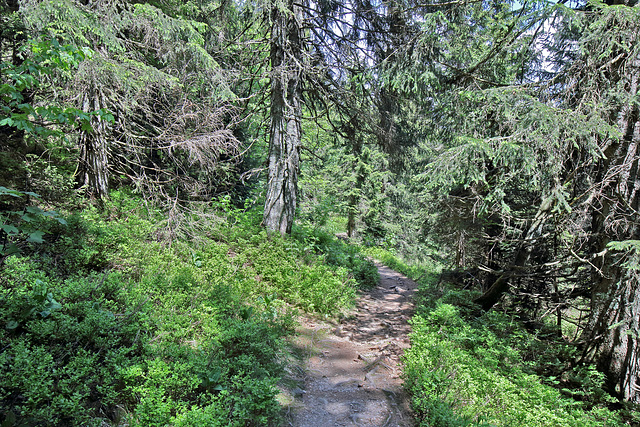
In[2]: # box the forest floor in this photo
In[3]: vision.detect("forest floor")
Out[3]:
[280,262,418,426]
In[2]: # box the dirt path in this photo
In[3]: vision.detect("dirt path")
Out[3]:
[282,262,417,426]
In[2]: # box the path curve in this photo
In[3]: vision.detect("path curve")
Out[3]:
[283,262,417,426]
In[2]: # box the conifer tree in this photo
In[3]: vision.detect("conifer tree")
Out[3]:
[263,0,304,235]
[392,0,640,403]
[13,0,242,200]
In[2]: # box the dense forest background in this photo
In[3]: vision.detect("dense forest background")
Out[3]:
[1,0,639,425]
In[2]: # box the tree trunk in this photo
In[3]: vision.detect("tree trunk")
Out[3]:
[347,160,367,238]
[473,197,553,310]
[346,126,365,238]
[585,264,640,403]
[263,0,303,235]
[78,86,109,199]
[582,46,640,402]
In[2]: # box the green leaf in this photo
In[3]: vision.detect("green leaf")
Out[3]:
[27,230,45,243]
[25,206,45,214]
[607,240,640,252]
[46,294,62,310]
[19,306,37,318]
[21,214,35,223]
[80,119,93,132]
[40,296,61,317]
[6,320,19,330]
[0,224,19,235]
[1,409,17,427]
[0,186,23,197]
[1,243,20,255]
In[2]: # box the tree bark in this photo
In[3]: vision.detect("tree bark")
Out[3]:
[582,42,640,402]
[585,265,640,403]
[346,125,365,238]
[586,112,640,403]
[78,86,109,200]
[263,0,303,235]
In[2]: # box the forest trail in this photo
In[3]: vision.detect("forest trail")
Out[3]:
[282,262,417,426]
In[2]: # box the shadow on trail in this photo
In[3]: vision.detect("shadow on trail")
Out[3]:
[283,261,418,426]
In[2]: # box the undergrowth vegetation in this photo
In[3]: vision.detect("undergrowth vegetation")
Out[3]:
[0,192,373,426]
[3,189,635,426]
[363,248,631,427]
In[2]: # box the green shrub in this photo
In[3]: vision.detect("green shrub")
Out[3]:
[291,225,381,290]
[404,305,625,427]
[172,397,230,427]
[1,193,360,425]
[356,250,626,427]
[0,258,144,425]
[352,257,379,289]
[232,234,357,315]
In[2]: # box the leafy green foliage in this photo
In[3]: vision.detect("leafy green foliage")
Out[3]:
[10,0,244,201]
[0,189,364,425]
[292,225,380,290]
[365,250,626,426]
[405,303,624,426]
[3,0,639,424]
[0,186,68,256]
[607,240,640,271]
[0,38,112,138]
[227,234,357,315]
[0,259,141,425]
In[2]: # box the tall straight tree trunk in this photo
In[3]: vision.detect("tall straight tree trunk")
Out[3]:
[586,264,640,403]
[346,125,365,238]
[263,0,303,235]
[582,46,640,403]
[346,160,366,238]
[78,85,109,199]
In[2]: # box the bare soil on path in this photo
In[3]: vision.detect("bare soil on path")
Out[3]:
[282,262,418,426]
